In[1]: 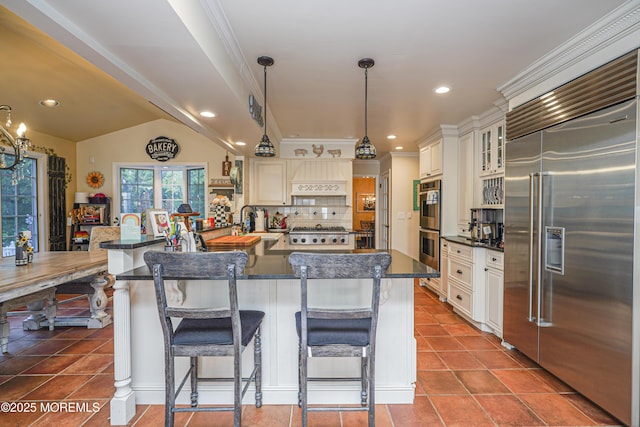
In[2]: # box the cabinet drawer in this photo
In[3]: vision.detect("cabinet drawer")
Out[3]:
[421,277,440,293]
[448,242,473,261]
[486,250,503,270]
[449,258,472,286]
[449,279,472,317]
[441,239,450,254]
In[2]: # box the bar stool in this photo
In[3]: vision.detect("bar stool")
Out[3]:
[288,252,392,427]
[144,251,264,427]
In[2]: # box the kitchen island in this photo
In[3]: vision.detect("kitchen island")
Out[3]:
[104,234,437,425]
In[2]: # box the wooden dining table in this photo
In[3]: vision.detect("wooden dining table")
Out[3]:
[0,251,108,353]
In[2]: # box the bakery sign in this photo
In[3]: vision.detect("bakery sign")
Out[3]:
[146,136,180,162]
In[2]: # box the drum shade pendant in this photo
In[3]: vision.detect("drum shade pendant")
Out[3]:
[355,58,376,160]
[255,56,276,157]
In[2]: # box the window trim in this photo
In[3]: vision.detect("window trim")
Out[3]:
[112,161,208,222]
[0,150,47,255]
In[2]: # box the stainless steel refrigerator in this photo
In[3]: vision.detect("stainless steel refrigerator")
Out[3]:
[504,97,637,425]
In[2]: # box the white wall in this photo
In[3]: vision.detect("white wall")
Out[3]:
[388,153,419,259]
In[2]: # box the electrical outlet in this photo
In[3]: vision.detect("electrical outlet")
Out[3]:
[398,212,405,219]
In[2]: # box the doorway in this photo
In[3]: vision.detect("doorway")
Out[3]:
[352,176,376,248]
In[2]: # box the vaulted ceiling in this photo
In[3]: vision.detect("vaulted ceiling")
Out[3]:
[0,0,630,157]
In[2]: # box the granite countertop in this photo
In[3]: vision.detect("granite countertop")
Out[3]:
[112,237,438,281]
[443,235,504,252]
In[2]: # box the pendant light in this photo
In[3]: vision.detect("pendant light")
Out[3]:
[355,58,376,159]
[254,56,276,157]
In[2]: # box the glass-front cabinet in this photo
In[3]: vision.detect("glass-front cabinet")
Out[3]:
[479,121,505,176]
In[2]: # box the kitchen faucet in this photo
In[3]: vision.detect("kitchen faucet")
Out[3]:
[239,205,255,232]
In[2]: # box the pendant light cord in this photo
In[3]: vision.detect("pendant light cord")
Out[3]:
[263,63,268,136]
[364,67,368,137]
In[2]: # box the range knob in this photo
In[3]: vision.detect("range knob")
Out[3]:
[292,238,298,243]
[341,238,346,243]
[332,238,338,243]
[312,238,318,243]
[321,238,326,243]
[301,238,306,243]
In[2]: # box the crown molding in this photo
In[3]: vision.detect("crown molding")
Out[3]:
[498,2,640,102]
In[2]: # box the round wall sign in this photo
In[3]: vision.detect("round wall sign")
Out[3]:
[146,136,180,162]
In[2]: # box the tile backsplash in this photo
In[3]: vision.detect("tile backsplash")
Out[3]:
[257,196,352,229]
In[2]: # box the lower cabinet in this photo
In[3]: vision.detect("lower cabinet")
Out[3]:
[484,249,504,337]
[436,238,504,338]
[447,242,487,325]
[420,239,448,301]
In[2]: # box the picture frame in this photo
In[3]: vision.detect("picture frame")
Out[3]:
[356,192,376,212]
[413,180,420,211]
[146,209,171,237]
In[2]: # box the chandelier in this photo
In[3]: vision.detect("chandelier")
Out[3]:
[355,58,376,160]
[0,105,31,171]
[254,56,276,157]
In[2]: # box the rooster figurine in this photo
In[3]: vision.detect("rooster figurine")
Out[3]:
[312,144,324,157]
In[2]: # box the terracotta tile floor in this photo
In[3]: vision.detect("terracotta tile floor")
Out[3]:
[0,283,625,426]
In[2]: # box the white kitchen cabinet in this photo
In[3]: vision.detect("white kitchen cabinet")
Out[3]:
[447,241,489,328]
[419,139,442,179]
[249,159,288,205]
[484,249,504,337]
[420,239,449,302]
[479,121,505,176]
[420,239,448,301]
[439,239,449,301]
[456,132,474,235]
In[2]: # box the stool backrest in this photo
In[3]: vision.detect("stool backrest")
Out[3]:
[289,252,391,279]
[144,251,249,349]
[289,252,392,351]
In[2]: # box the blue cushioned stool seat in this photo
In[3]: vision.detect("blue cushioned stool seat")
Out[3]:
[174,310,264,346]
[295,312,371,346]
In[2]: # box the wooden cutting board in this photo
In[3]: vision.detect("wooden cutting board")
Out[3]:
[205,235,261,249]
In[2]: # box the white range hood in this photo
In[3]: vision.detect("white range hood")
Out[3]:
[289,159,351,196]
[291,180,348,196]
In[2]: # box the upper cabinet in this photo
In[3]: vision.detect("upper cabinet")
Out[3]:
[479,121,505,176]
[419,138,442,179]
[457,132,474,234]
[249,159,289,205]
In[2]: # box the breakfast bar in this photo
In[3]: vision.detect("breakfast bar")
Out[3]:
[104,234,437,425]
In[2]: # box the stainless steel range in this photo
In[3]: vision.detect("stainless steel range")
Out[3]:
[289,225,350,246]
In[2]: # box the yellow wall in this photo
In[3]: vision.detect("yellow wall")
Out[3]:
[76,119,233,218]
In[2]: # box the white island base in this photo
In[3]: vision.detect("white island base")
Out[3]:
[106,242,420,425]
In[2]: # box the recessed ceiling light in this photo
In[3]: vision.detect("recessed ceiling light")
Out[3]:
[395,146,404,150]
[434,86,451,94]
[235,141,246,146]
[199,111,216,118]
[39,99,60,107]
[387,135,397,140]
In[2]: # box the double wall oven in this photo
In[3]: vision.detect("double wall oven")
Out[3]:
[419,180,441,271]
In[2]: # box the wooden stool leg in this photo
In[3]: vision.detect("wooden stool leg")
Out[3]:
[254,326,263,408]
[190,357,198,407]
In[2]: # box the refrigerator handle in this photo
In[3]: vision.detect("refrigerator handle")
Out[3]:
[528,173,538,322]
[536,173,544,327]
